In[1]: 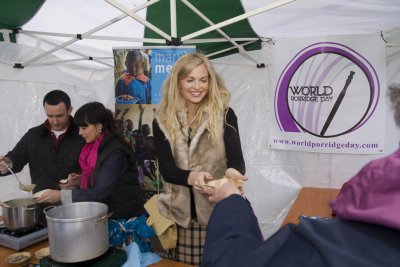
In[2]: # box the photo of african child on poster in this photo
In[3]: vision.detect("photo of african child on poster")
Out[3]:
[114,49,152,104]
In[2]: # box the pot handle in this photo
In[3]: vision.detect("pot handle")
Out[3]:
[43,206,56,214]
[95,212,113,228]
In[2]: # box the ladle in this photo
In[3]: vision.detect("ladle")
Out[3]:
[0,200,11,208]
[3,163,36,193]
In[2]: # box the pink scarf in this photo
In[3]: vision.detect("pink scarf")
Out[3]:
[79,132,106,189]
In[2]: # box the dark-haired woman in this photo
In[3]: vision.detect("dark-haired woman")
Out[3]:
[36,102,152,250]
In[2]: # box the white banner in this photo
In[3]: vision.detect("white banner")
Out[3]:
[268,34,387,154]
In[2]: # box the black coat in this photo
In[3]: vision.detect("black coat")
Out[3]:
[2,118,84,193]
[71,132,145,219]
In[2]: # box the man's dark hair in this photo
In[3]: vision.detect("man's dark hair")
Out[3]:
[43,90,71,109]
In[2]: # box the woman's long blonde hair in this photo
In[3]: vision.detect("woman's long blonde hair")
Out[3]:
[156,53,230,143]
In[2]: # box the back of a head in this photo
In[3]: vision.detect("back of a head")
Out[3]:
[74,102,115,131]
[43,90,71,109]
[389,83,400,128]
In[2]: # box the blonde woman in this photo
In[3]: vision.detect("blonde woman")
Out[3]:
[153,52,246,265]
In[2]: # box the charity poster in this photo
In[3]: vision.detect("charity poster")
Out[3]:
[268,33,387,154]
[113,46,195,194]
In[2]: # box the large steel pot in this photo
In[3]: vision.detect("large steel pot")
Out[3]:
[2,198,39,230]
[44,202,110,263]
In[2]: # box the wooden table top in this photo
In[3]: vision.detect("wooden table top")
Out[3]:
[0,238,191,267]
[281,187,340,226]
[0,216,191,267]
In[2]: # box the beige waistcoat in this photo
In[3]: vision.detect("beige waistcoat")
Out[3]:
[156,110,227,228]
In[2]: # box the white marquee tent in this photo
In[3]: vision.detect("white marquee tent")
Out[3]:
[1,0,400,238]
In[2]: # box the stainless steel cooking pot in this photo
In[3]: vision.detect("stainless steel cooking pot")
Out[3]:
[44,202,110,263]
[2,198,39,230]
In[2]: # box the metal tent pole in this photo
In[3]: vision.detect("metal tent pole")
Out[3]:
[20,0,159,67]
[19,30,166,44]
[0,29,12,42]
[181,0,295,42]
[20,30,261,46]
[184,38,259,44]
[170,0,177,39]
[30,58,103,66]
[21,32,113,67]
[180,0,259,64]
[18,30,76,38]
[105,0,170,40]
[206,40,258,59]
[83,35,164,43]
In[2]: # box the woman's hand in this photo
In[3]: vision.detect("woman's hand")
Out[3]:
[35,190,61,204]
[188,171,213,191]
[59,173,81,189]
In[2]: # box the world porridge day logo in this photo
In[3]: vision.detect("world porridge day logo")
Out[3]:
[274,42,380,138]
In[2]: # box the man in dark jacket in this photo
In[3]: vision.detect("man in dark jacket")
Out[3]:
[0,90,84,193]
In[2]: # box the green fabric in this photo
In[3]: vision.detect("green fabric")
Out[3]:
[144,0,261,59]
[0,0,260,59]
[0,0,45,42]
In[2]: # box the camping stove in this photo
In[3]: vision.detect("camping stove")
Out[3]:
[0,223,48,251]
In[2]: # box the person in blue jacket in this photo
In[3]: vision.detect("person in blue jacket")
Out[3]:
[202,180,400,267]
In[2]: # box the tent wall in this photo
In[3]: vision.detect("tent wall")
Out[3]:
[0,42,114,203]
[1,40,399,238]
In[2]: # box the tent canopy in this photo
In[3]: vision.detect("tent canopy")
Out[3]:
[143,0,261,60]
[0,0,399,69]
[0,0,45,42]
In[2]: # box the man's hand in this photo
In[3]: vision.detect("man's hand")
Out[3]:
[35,190,61,204]
[225,168,247,181]
[203,182,242,203]
[0,156,12,173]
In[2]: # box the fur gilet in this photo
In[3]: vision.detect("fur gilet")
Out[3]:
[156,109,227,228]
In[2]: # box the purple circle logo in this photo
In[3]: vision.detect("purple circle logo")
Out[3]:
[274,42,380,138]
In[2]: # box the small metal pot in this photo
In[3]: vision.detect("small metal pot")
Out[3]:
[44,202,110,263]
[2,198,39,230]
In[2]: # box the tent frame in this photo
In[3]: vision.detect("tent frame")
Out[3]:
[11,0,296,68]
